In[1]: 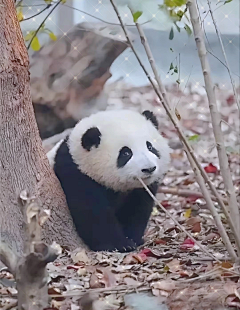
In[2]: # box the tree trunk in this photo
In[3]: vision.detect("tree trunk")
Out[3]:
[0,0,82,256]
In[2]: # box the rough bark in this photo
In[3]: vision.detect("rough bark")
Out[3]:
[0,0,82,256]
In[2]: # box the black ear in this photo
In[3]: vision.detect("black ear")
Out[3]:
[81,127,101,151]
[142,110,158,129]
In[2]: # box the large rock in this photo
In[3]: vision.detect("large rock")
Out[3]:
[30,22,128,139]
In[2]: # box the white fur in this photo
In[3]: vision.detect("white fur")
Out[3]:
[69,110,170,192]
[47,139,64,168]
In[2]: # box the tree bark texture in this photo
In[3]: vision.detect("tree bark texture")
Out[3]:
[0,0,82,255]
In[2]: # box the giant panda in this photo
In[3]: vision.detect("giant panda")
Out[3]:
[47,109,170,252]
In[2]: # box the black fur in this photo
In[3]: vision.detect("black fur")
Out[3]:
[146,141,160,159]
[81,127,101,151]
[142,110,159,130]
[54,138,158,252]
[117,146,133,168]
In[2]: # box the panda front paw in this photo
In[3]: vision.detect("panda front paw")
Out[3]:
[90,238,136,253]
[115,238,136,253]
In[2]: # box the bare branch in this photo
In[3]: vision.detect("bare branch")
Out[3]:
[185,152,236,260]
[187,0,240,247]
[22,4,51,22]
[62,3,153,27]
[132,11,171,109]
[109,0,239,259]
[158,187,228,205]
[27,0,61,50]
[206,0,239,110]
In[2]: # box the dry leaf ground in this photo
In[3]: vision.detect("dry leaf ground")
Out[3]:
[0,83,239,310]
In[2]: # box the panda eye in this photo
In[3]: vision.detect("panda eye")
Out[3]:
[147,141,153,151]
[117,146,133,168]
[121,147,132,157]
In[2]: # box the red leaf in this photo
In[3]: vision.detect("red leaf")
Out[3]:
[161,200,171,208]
[186,196,198,203]
[66,265,80,270]
[226,94,235,106]
[155,239,167,245]
[132,253,148,263]
[180,238,195,250]
[140,248,153,256]
[204,163,218,173]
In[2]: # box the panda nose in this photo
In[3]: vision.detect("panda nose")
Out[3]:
[141,166,156,174]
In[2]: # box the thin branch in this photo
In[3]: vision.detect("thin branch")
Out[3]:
[158,186,228,205]
[27,0,61,50]
[22,4,51,22]
[206,0,239,110]
[187,0,240,243]
[132,11,171,109]
[138,178,222,262]
[109,0,240,258]
[62,3,153,27]
[184,152,236,260]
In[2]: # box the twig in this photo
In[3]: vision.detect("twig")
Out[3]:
[109,0,239,259]
[27,0,61,50]
[185,152,236,260]
[131,9,171,109]
[62,3,153,27]
[22,4,51,21]
[50,283,150,298]
[178,265,240,282]
[206,0,239,110]
[158,186,228,205]
[138,178,222,262]
[187,0,240,251]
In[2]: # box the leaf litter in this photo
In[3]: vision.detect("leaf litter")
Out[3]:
[0,83,240,310]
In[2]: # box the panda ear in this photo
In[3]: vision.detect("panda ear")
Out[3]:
[142,110,158,130]
[81,127,101,151]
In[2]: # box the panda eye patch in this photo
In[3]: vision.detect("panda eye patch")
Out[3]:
[147,141,160,159]
[147,141,153,151]
[117,146,133,168]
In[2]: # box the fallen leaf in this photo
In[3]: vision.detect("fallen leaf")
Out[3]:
[48,288,64,301]
[155,239,167,245]
[122,253,139,265]
[132,253,148,264]
[161,200,171,208]
[151,280,176,291]
[184,208,192,218]
[192,221,201,233]
[89,274,103,289]
[71,249,90,264]
[124,277,140,286]
[204,232,220,242]
[204,163,218,173]
[226,94,235,106]
[166,259,181,273]
[180,238,195,250]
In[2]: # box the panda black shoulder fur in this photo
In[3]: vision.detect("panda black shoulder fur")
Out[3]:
[47,109,170,252]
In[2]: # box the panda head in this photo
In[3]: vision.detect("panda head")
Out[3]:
[69,110,170,192]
